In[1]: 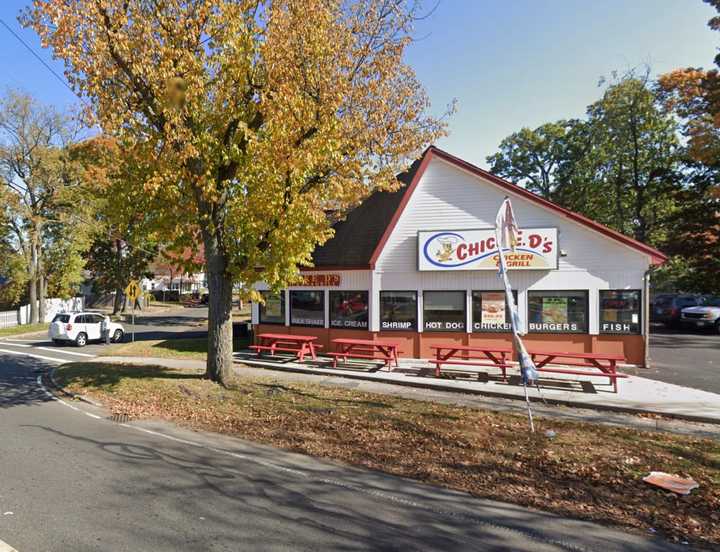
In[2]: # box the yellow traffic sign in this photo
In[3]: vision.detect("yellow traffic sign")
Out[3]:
[125,280,141,302]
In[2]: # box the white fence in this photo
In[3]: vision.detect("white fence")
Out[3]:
[0,310,19,329]
[15,297,85,326]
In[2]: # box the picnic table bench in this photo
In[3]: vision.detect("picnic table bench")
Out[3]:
[430,344,513,380]
[527,350,627,393]
[327,338,401,370]
[249,333,322,362]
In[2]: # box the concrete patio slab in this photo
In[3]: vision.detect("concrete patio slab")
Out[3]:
[232,351,720,424]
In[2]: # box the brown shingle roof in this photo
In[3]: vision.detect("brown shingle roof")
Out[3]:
[309,158,422,269]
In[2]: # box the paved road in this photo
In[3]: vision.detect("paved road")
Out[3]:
[645,325,719,395]
[0,352,688,551]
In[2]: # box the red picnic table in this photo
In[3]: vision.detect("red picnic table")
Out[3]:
[249,333,321,362]
[430,344,513,379]
[327,338,401,369]
[527,350,627,393]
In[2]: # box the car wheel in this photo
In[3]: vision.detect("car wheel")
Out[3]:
[715,321,720,335]
[75,332,88,347]
[112,329,124,343]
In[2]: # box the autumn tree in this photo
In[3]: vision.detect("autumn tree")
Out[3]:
[75,137,160,313]
[25,0,448,383]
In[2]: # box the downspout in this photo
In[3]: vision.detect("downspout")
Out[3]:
[643,266,652,369]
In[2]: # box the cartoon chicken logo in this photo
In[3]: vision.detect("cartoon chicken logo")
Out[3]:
[435,236,458,263]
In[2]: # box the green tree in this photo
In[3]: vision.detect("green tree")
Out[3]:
[0,90,93,322]
[488,72,681,247]
[26,0,449,384]
[487,120,588,198]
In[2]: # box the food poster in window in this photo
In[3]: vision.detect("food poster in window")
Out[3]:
[542,296,568,324]
[481,292,506,326]
[265,295,282,318]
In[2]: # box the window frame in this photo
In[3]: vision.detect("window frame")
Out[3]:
[599,289,642,335]
[379,290,418,331]
[422,290,467,332]
[258,290,286,325]
[329,290,369,330]
[471,290,518,333]
[289,290,325,328]
[527,289,589,334]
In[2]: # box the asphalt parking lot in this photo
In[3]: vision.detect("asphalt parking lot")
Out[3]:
[633,324,720,395]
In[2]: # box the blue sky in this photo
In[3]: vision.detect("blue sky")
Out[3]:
[0,1,717,167]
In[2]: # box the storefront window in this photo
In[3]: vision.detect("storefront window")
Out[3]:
[423,291,466,331]
[528,290,588,333]
[330,291,368,329]
[290,290,324,327]
[600,290,641,334]
[380,291,417,331]
[472,290,518,332]
[258,291,285,324]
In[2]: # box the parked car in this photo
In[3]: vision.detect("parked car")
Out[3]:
[681,296,720,333]
[49,312,125,347]
[651,294,704,327]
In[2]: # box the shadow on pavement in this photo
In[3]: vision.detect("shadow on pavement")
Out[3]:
[22,423,683,552]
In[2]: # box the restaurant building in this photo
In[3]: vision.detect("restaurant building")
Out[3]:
[251,146,666,367]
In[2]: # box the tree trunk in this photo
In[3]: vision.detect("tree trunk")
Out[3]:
[38,252,46,324]
[203,234,234,385]
[113,287,123,315]
[29,235,38,325]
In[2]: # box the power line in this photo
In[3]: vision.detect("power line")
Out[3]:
[0,18,90,108]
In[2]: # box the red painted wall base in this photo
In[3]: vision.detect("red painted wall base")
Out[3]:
[252,325,646,366]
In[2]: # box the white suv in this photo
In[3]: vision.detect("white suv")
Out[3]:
[49,312,125,347]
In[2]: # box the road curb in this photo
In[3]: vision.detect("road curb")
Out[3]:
[0,330,48,340]
[45,366,103,407]
[235,360,720,426]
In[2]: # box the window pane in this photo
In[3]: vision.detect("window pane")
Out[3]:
[330,291,368,329]
[528,291,588,333]
[259,291,285,324]
[380,291,417,331]
[600,290,641,334]
[290,291,324,327]
[423,291,465,331]
[472,290,517,332]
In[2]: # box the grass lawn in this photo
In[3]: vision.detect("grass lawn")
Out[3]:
[0,323,48,338]
[55,361,720,549]
[108,337,251,360]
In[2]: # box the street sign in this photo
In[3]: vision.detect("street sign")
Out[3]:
[125,280,141,343]
[125,280,141,303]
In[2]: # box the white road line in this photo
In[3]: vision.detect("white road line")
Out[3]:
[84,412,102,419]
[0,349,63,364]
[1,339,40,342]
[0,343,31,348]
[35,347,95,358]
[35,375,80,411]
[0,538,18,551]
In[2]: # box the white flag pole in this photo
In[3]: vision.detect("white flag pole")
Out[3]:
[494,197,538,433]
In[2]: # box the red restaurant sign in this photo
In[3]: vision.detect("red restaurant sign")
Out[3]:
[300,273,341,287]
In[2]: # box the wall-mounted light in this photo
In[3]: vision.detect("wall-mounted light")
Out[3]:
[560,249,568,257]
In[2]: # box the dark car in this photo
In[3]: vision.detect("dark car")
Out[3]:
[652,294,704,327]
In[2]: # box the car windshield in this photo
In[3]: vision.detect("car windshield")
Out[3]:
[52,314,70,323]
[703,296,720,307]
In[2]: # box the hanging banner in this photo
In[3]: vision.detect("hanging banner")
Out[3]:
[418,228,557,271]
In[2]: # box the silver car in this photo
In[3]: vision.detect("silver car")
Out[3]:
[681,297,720,334]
